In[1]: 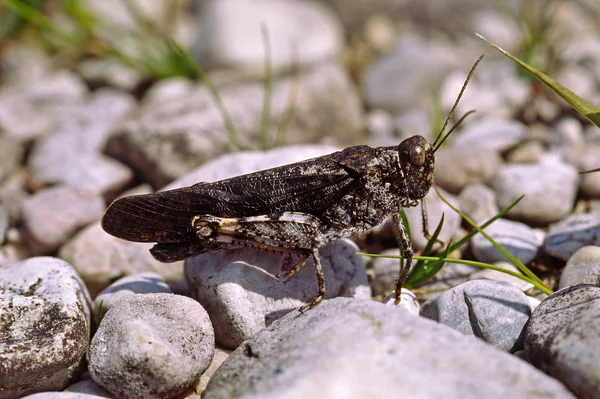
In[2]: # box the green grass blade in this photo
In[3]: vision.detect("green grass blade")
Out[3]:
[405,213,445,287]
[477,33,600,127]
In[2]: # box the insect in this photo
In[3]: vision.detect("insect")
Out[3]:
[102,56,483,311]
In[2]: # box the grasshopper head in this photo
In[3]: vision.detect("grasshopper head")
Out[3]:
[397,135,435,202]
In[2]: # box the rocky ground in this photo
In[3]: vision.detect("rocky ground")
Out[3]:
[1,0,600,398]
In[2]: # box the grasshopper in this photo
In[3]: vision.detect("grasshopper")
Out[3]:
[102,56,483,310]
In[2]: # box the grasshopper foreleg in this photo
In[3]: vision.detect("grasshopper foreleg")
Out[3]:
[392,212,414,303]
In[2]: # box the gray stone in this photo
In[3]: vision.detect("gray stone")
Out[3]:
[569,145,600,198]
[458,183,499,223]
[491,156,579,224]
[0,71,87,141]
[193,0,344,73]
[21,391,111,399]
[89,293,214,399]
[525,285,600,399]
[434,146,502,194]
[471,218,543,265]
[21,186,105,254]
[0,203,8,244]
[363,37,464,113]
[0,244,20,268]
[0,136,22,183]
[203,297,574,399]
[420,280,531,351]
[381,289,420,315]
[59,222,183,297]
[197,348,231,395]
[415,262,478,302]
[544,213,600,261]
[185,238,370,348]
[451,120,527,152]
[65,379,113,397]
[549,117,584,157]
[0,257,92,398]
[94,272,172,320]
[108,63,361,187]
[403,187,461,250]
[559,246,600,288]
[469,261,535,292]
[0,171,29,222]
[506,140,545,164]
[77,58,143,91]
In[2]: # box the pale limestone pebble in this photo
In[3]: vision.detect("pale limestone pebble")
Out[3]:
[21,186,105,254]
[64,379,113,397]
[77,58,143,91]
[559,245,600,288]
[469,261,535,293]
[0,244,21,267]
[403,187,461,250]
[434,146,502,194]
[0,136,23,183]
[381,289,420,316]
[451,120,527,152]
[193,0,344,73]
[197,348,231,395]
[505,140,545,164]
[185,238,370,349]
[0,202,7,243]
[543,213,600,261]
[0,70,87,141]
[94,272,172,320]
[469,261,534,292]
[421,280,531,352]
[470,218,543,265]
[458,183,499,224]
[550,117,584,153]
[568,144,600,197]
[89,293,214,399]
[0,170,29,222]
[363,37,465,113]
[108,63,360,188]
[491,156,579,224]
[203,297,575,399]
[0,257,92,398]
[525,285,600,399]
[58,222,183,297]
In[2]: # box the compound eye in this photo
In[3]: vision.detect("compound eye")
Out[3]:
[409,145,425,166]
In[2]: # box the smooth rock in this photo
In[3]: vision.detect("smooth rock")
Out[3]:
[94,272,172,320]
[469,261,535,292]
[569,145,600,197]
[0,257,92,398]
[559,245,600,288]
[21,391,111,399]
[77,58,143,91]
[415,262,478,302]
[108,63,361,188]
[471,218,543,265]
[59,222,183,297]
[21,186,105,254]
[421,280,531,351]
[451,120,527,152]
[544,213,600,261]
[65,379,113,397]
[0,171,29,222]
[506,140,545,164]
[194,0,344,72]
[363,37,464,113]
[197,348,231,394]
[434,146,502,194]
[458,183,499,223]
[0,203,8,244]
[403,187,461,250]
[381,289,420,315]
[549,117,584,156]
[0,136,22,183]
[185,239,370,348]
[525,284,600,399]
[492,156,579,224]
[203,297,574,399]
[89,293,214,399]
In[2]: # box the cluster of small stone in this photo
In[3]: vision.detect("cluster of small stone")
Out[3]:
[2,0,600,398]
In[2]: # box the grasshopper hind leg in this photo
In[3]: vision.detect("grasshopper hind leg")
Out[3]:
[298,247,326,313]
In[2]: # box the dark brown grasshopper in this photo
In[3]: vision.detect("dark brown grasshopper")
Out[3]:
[102,56,483,310]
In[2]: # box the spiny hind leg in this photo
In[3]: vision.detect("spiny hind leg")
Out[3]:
[298,246,326,313]
[276,252,311,282]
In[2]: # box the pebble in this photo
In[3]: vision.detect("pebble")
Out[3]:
[451,119,527,152]
[549,117,584,156]
[64,379,113,397]
[108,63,361,188]
[193,0,344,73]
[458,183,499,223]
[403,187,462,250]
[559,246,600,288]
[197,348,231,394]
[381,289,420,315]
[0,202,8,244]
[415,262,479,302]
[543,212,600,261]
[94,272,172,320]
[434,146,502,194]
[470,218,543,265]
[469,261,535,292]
[58,222,184,297]
[89,293,214,399]
[569,145,600,197]
[0,257,92,398]
[363,37,463,113]
[0,136,23,183]
[77,58,143,91]
[203,297,574,399]
[21,186,105,254]
[420,280,531,351]
[505,140,545,164]
[491,156,579,224]
[184,238,370,349]
[0,171,29,222]
[525,284,600,399]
